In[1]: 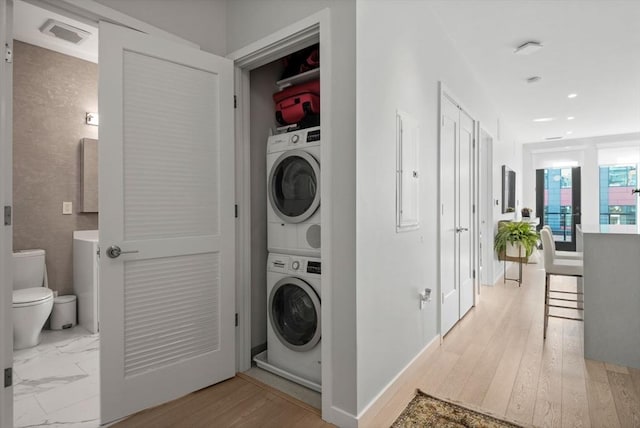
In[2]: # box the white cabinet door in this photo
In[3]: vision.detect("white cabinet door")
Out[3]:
[458,110,474,317]
[440,96,459,335]
[98,21,235,424]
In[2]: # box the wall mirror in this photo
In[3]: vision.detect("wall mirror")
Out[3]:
[502,165,516,213]
[81,138,98,212]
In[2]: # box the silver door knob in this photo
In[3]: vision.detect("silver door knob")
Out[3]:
[456,227,469,233]
[106,245,139,259]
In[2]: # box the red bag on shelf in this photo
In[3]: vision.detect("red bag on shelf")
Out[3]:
[273,79,320,126]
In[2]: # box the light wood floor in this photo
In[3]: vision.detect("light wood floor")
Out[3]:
[413,262,640,428]
[114,262,640,428]
[113,373,333,428]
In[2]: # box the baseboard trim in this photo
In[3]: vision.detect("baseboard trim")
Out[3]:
[325,405,358,428]
[357,334,441,427]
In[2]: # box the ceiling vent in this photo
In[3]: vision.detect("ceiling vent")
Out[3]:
[545,136,564,141]
[39,19,91,45]
[526,76,542,84]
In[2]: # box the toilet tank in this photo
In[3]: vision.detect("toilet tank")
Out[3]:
[13,249,45,290]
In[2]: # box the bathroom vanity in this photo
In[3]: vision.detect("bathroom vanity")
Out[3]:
[73,230,99,333]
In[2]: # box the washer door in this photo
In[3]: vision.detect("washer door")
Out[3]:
[269,277,321,352]
[269,150,320,223]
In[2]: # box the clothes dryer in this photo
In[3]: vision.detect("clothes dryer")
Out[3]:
[266,127,320,257]
[262,252,321,391]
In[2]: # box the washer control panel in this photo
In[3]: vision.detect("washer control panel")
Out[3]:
[267,126,320,154]
[267,253,321,276]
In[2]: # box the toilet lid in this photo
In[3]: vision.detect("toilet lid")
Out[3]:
[13,288,53,304]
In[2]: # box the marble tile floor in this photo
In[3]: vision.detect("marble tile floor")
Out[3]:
[13,326,100,428]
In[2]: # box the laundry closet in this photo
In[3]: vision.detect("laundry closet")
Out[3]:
[243,42,323,399]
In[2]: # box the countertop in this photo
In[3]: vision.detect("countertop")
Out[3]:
[73,229,99,242]
[577,224,640,235]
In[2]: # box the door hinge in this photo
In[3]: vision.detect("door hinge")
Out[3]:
[4,367,12,388]
[4,44,12,63]
[4,206,11,225]
[235,204,238,218]
[234,95,238,109]
[472,204,476,214]
[473,269,476,279]
[235,313,238,327]
[96,246,100,258]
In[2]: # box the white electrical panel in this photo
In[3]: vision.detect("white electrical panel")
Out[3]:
[396,110,420,232]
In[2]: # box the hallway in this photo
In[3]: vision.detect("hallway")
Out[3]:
[414,262,640,427]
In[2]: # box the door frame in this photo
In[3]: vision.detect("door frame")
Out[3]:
[1,1,14,425]
[438,83,480,335]
[226,8,332,418]
[0,0,201,425]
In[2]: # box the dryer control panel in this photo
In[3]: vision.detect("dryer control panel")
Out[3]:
[267,253,321,276]
[267,126,320,154]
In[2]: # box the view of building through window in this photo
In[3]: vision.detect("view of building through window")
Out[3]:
[599,165,637,225]
[543,167,573,241]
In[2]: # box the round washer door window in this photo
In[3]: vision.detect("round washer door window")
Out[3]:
[269,150,320,223]
[269,277,321,352]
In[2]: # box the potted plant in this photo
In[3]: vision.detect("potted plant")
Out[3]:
[494,221,539,260]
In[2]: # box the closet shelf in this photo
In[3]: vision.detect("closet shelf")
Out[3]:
[275,68,319,90]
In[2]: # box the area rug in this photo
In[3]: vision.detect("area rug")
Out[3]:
[392,391,523,428]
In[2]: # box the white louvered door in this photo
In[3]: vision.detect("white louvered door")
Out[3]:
[98,22,234,424]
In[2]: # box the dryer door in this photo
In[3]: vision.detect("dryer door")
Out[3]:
[269,277,321,352]
[268,150,320,223]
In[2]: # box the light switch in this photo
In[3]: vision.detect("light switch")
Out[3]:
[62,201,73,215]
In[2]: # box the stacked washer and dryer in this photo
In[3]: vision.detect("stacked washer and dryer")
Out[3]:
[254,126,322,392]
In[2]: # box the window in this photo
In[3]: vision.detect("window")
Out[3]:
[599,165,637,225]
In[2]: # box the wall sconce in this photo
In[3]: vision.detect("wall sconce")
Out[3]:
[86,112,99,126]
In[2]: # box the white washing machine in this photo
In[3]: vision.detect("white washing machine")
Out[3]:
[266,127,320,257]
[257,252,321,391]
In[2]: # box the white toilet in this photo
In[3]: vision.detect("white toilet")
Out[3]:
[13,249,54,350]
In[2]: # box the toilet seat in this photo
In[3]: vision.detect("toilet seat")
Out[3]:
[13,288,53,308]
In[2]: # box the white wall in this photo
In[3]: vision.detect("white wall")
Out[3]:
[522,132,640,228]
[226,0,358,421]
[355,0,519,414]
[93,0,227,55]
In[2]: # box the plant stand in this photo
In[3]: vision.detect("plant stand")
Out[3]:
[500,244,526,286]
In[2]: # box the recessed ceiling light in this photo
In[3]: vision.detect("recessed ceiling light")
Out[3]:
[533,117,555,122]
[567,116,575,120]
[526,76,542,83]
[566,131,573,135]
[568,93,578,99]
[514,41,543,55]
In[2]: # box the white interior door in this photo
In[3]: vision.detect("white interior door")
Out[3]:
[0,0,13,425]
[441,92,476,336]
[440,95,459,335]
[458,111,474,316]
[98,21,235,424]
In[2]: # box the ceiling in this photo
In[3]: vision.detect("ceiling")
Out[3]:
[13,0,98,63]
[430,0,640,144]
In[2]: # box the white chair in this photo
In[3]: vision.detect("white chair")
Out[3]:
[542,225,583,260]
[540,228,584,339]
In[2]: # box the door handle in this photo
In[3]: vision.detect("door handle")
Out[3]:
[106,245,139,259]
[456,227,469,233]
